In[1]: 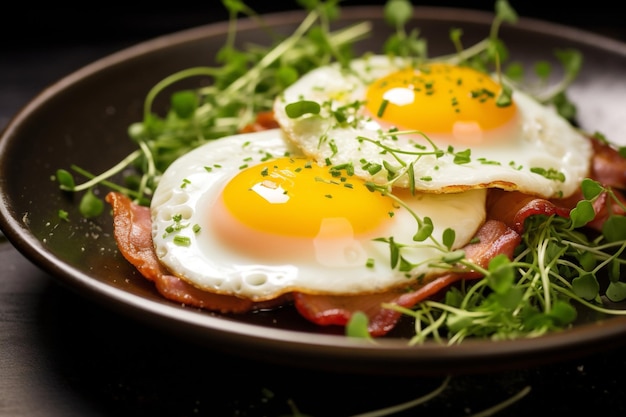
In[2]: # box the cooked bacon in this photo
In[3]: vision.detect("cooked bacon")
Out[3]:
[487,144,626,235]
[590,136,626,190]
[586,189,626,230]
[105,192,287,313]
[239,111,280,133]
[106,132,626,337]
[486,190,572,234]
[294,220,521,336]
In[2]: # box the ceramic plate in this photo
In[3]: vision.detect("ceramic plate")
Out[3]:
[2,6,626,375]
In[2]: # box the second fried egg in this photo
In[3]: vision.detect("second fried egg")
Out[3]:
[273,56,592,199]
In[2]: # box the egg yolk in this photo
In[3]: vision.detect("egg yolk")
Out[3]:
[219,157,396,238]
[365,63,518,144]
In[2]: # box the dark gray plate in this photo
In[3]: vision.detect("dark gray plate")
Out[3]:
[2,6,626,376]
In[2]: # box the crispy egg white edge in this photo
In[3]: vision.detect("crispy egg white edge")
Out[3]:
[272,55,592,199]
[150,129,487,301]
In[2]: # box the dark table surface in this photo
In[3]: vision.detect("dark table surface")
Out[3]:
[3,2,626,416]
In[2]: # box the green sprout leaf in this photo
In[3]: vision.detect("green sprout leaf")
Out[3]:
[452,148,471,164]
[581,178,604,200]
[442,228,456,250]
[79,189,105,219]
[577,250,596,272]
[346,311,371,339]
[495,0,518,24]
[441,249,465,264]
[609,259,621,282]
[58,209,70,222]
[449,28,463,53]
[569,200,595,229]
[383,0,413,28]
[495,83,513,107]
[56,169,76,191]
[533,60,552,81]
[606,281,626,303]
[413,217,433,242]
[285,100,321,118]
[602,215,626,243]
[504,62,524,81]
[487,253,514,294]
[572,273,600,300]
[171,90,198,119]
[556,48,583,79]
[276,66,299,88]
[222,0,255,16]
[493,286,523,310]
[551,91,577,121]
[547,300,577,326]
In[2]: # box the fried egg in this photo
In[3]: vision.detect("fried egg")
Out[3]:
[273,56,592,199]
[150,129,486,301]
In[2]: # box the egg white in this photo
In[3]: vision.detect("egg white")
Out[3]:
[272,55,592,199]
[150,129,486,301]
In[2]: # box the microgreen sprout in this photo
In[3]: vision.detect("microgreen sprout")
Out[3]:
[345,311,373,339]
[368,178,626,344]
[58,209,69,222]
[56,1,372,211]
[79,188,105,219]
[383,0,426,61]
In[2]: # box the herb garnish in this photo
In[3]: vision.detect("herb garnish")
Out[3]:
[56,0,372,217]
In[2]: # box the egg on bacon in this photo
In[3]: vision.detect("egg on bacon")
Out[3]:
[272,55,592,199]
[150,129,486,301]
[149,55,592,303]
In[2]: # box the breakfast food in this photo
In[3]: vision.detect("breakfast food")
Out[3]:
[273,58,591,199]
[60,0,626,341]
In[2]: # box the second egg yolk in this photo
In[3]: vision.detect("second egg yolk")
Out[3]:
[364,63,518,140]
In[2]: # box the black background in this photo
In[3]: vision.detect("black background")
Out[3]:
[5,0,621,47]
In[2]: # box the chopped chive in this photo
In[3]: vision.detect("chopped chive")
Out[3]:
[173,235,191,246]
[377,99,389,117]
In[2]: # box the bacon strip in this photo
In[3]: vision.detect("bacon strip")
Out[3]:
[591,137,626,190]
[239,111,280,133]
[105,192,286,313]
[486,190,572,234]
[294,219,521,336]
